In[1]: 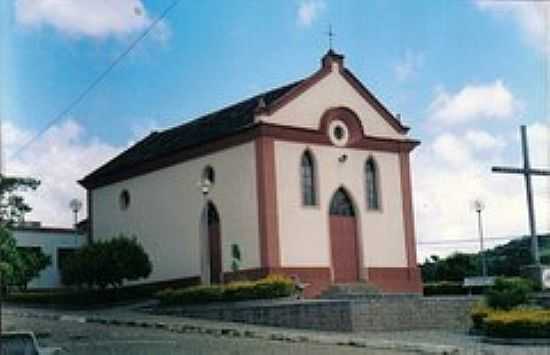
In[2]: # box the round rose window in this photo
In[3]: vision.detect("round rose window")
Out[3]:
[328,120,349,146]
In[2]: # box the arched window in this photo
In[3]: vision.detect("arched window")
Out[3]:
[202,165,215,185]
[301,151,317,206]
[365,158,380,210]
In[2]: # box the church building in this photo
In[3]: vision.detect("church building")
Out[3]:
[80,51,422,297]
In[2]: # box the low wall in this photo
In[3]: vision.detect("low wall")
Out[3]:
[153,295,478,332]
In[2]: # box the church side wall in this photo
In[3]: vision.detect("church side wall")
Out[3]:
[273,141,408,271]
[91,142,260,284]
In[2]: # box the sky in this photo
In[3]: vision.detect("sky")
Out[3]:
[1,0,549,260]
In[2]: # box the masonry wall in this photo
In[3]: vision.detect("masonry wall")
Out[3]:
[91,142,260,284]
[164,296,477,332]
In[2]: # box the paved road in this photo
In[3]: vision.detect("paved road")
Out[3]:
[2,314,409,355]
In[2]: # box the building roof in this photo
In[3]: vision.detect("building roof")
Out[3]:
[80,50,411,189]
[80,80,303,189]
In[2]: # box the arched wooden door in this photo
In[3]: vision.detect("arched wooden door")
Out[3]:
[329,188,359,283]
[207,203,222,284]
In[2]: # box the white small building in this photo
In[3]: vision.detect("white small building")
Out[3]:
[12,223,87,289]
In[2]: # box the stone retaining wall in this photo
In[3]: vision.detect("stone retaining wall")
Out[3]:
[155,295,478,332]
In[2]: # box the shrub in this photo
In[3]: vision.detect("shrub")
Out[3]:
[470,302,492,330]
[156,274,295,305]
[254,274,295,299]
[423,281,486,296]
[485,309,550,338]
[61,235,152,289]
[486,277,534,310]
[156,285,224,305]
[223,281,257,301]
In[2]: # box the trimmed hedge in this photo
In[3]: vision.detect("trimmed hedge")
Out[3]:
[5,284,160,307]
[486,277,534,310]
[470,303,492,330]
[423,281,485,296]
[156,274,295,306]
[485,309,550,338]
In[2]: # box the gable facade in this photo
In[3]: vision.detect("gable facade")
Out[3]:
[83,51,421,296]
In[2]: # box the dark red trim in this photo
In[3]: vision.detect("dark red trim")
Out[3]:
[319,107,364,145]
[82,123,419,190]
[255,137,280,267]
[399,152,418,269]
[367,267,422,293]
[265,50,409,134]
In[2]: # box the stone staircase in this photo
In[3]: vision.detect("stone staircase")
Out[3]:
[317,282,381,299]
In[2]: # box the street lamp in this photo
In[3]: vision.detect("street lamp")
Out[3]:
[69,198,82,227]
[198,178,212,285]
[472,199,487,277]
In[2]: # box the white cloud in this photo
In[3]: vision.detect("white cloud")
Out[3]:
[429,80,520,126]
[464,130,506,151]
[14,0,166,40]
[413,123,550,260]
[394,51,424,82]
[297,0,325,27]
[3,119,122,227]
[476,1,550,55]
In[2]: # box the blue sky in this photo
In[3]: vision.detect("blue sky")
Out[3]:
[2,0,549,258]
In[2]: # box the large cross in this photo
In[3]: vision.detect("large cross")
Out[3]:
[492,125,550,265]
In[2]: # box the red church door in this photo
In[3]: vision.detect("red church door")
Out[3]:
[329,188,359,283]
[207,204,222,284]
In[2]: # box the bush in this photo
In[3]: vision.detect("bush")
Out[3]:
[486,277,534,310]
[61,235,152,289]
[156,285,224,305]
[470,302,492,330]
[485,309,550,338]
[156,274,295,305]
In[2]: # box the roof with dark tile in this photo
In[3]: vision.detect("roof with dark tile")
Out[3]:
[80,80,303,188]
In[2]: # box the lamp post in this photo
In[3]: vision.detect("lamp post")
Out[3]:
[69,198,82,247]
[198,179,211,285]
[472,199,487,277]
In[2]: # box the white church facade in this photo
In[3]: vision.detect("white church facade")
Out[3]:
[80,51,422,297]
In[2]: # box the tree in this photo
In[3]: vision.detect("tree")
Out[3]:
[0,174,47,295]
[61,235,152,289]
[13,247,51,290]
[420,234,550,282]
[0,175,40,226]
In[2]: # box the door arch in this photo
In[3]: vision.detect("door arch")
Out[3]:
[201,202,222,284]
[329,188,360,282]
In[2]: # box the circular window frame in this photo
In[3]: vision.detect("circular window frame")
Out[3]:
[119,190,131,210]
[328,120,349,147]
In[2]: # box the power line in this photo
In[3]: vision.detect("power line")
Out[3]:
[9,0,181,160]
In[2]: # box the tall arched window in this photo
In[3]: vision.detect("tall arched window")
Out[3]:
[301,151,317,206]
[365,158,379,210]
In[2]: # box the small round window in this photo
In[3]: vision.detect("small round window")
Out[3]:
[119,190,130,210]
[202,165,215,185]
[333,126,345,140]
[328,120,349,146]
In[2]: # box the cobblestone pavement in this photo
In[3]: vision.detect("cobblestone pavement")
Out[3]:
[2,313,412,355]
[358,330,550,355]
[3,303,550,355]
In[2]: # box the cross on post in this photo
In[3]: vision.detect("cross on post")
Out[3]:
[325,25,335,50]
[492,125,550,265]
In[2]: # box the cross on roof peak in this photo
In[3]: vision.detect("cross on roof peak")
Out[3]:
[325,25,335,50]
